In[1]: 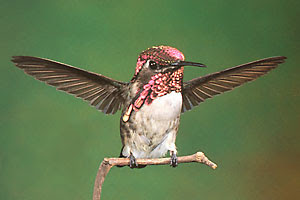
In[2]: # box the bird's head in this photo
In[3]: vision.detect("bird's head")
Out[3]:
[132,45,206,82]
[129,46,206,109]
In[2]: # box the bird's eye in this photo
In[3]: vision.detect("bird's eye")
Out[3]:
[149,60,160,70]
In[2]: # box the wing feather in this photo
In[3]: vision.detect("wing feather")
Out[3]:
[182,56,286,112]
[12,56,128,114]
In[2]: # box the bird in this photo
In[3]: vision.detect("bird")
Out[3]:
[11,45,286,168]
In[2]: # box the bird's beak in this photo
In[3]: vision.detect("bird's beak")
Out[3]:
[171,60,207,68]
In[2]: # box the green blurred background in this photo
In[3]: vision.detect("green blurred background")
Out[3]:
[1,0,299,199]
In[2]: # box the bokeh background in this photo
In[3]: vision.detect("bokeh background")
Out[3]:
[1,0,299,199]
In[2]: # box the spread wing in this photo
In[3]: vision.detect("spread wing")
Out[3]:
[12,56,128,114]
[181,56,287,112]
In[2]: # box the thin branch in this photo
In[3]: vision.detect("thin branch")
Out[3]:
[93,152,217,200]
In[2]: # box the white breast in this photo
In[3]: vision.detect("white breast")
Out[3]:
[122,91,182,159]
[140,91,182,120]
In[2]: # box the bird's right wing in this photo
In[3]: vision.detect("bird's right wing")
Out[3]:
[12,56,128,114]
[181,56,287,112]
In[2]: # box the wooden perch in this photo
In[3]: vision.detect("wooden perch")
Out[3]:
[93,152,217,200]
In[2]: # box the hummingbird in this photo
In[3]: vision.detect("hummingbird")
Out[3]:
[12,45,286,168]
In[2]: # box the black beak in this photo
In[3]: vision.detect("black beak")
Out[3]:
[171,60,207,68]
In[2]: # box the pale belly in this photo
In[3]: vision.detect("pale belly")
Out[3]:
[122,91,182,158]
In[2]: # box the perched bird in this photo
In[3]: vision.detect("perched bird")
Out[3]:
[12,45,286,168]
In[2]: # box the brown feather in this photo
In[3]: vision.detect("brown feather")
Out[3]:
[12,56,128,114]
[182,56,287,112]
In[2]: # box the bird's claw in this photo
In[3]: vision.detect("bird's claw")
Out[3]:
[170,153,178,167]
[129,154,138,168]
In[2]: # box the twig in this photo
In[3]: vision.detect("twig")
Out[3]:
[93,151,217,200]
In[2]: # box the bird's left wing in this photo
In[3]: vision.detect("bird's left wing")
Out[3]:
[181,56,287,112]
[12,56,128,114]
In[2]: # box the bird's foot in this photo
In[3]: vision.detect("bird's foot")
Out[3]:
[129,153,138,169]
[170,153,178,167]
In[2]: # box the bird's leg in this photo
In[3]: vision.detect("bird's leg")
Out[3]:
[170,151,178,167]
[129,152,138,168]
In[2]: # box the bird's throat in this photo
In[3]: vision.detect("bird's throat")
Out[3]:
[134,67,183,109]
[122,67,183,122]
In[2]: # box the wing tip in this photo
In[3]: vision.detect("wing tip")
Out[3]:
[11,56,37,65]
[11,56,21,63]
[278,56,287,59]
[274,56,287,66]
[11,56,27,69]
[268,56,287,63]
